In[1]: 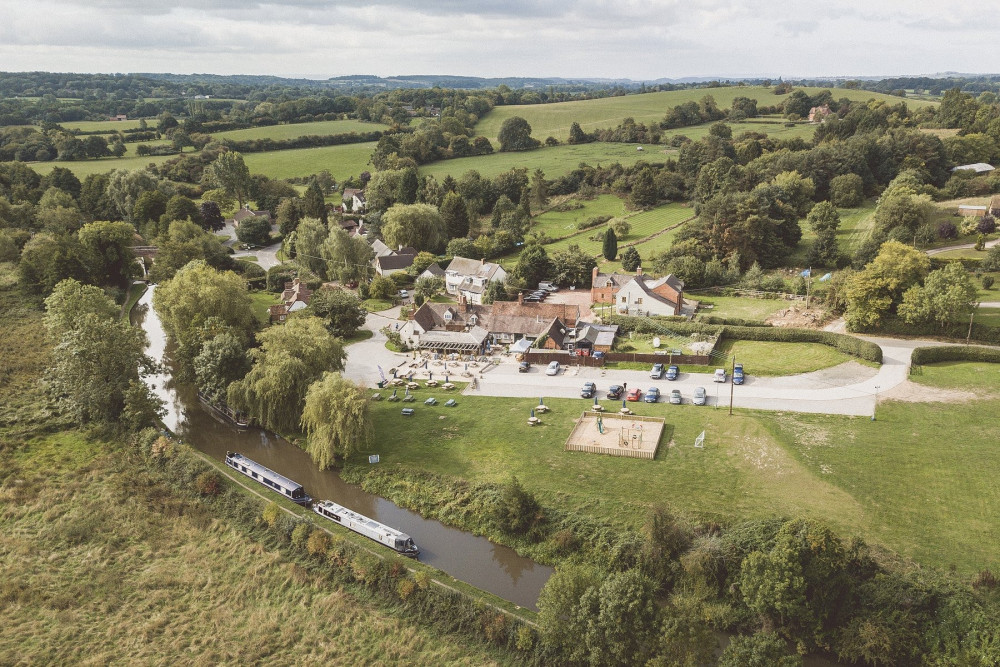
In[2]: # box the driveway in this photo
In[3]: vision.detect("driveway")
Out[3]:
[343,308,414,387]
[232,239,283,270]
[924,237,1000,256]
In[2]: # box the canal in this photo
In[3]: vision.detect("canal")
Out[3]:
[132,286,552,611]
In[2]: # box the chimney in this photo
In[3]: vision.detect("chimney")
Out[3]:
[518,292,524,305]
[591,265,599,285]
[636,266,643,277]
[481,257,485,266]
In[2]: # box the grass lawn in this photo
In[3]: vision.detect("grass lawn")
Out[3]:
[909,360,1000,390]
[712,339,855,376]
[362,298,394,312]
[690,293,793,320]
[248,291,282,324]
[212,119,389,142]
[474,87,937,142]
[976,272,1000,301]
[787,202,876,266]
[360,368,999,573]
[419,142,668,182]
[529,194,628,240]
[343,329,375,344]
[242,142,377,181]
[120,282,148,319]
[974,307,1000,327]
[934,247,990,260]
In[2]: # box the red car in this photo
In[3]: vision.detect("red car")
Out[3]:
[626,388,643,402]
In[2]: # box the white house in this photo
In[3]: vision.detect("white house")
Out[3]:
[342,188,367,213]
[614,275,684,317]
[444,256,507,305]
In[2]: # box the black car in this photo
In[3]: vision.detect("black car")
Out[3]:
[581,381,597,399]
[607,384,624,400]
[518,361,531,373]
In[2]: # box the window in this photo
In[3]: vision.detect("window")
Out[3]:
[620,295,626,303]
[444,310,453,321]
[469,315,478,325]
[636,298,643,305]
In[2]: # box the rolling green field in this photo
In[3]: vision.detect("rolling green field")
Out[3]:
[212,119,389,142]
[475,86,938,142]
[359,361,1000,573]
[419,142,667,182]
[658,116,818,144]
[241,142,377,181]
[59,118,147,132]
[28,153,177,177]
[529,194,628,239]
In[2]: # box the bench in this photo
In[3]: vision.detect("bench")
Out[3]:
[401,408,415,416]
[371,393,382,401]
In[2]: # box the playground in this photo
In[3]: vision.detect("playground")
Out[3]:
[564,411,665,459]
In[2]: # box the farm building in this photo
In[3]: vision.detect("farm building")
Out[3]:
[950,163,995,174]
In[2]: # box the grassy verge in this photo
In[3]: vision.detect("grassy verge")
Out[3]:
[712,339,856,376]
[690,293,795,320]
[362,298,394,312]
[909,359,1000,390]
[120,281,148,319]
[343,329,374,344]
[248,291,282,325]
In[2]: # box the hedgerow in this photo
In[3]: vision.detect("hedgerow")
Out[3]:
[911,345,1000,366]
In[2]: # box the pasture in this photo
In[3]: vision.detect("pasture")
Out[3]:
[212,119,389,142]
[241,142,378,181]
[28,153,178,177]
[475,86,938,142]
[60,118,147,132]
[419,142,667,182]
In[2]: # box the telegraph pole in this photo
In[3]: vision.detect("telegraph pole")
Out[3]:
[872,385,880,421]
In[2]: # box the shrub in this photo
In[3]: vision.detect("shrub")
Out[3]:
[973,569,998,590]
[938,221,958,239]
[978,215,997,234]
[551,528,580,555]
[194,471,223,497]
[261,502,281,528]
[291,521,311,549]
[576,214,612,230]
[983,275,995,290]
[397,577,417,600]
[911,345,1000,366]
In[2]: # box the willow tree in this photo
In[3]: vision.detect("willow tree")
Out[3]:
[227,316,345,433]
[301,372,372,469]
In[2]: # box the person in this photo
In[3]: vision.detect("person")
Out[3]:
[623,382,627,393]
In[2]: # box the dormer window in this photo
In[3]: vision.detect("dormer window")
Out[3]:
[469,315,478,326]
[443,310,453,322]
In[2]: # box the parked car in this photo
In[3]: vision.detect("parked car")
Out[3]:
[693,386,707,405]
[545,361,561,376]
[607,384,624,400]
[581,382,597,399]
[644,387,660,403]
[650,363,665,379]
[669,389,682,404]
[539,281,559,292]
[398,289,409,298]
[733,363,744,385]
[713,368,727,383]
[524,295,541,302]
[626,388,643,402]
[666,364,679,380]
[518,361,531,373]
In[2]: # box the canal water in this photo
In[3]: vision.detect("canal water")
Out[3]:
[132,287,553,610]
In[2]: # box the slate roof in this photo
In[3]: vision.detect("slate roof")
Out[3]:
[375,254,415,272]
[490,300,581,326]
[445,256,503,281]
[420,263,445,278]
[411,302,491,331]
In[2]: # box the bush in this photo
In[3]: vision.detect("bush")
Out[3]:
[911,345,1000,366]
[576,214,612,230]
[194,471,223,497]
[978,215,997,234]
[983,275,995,290]
[261,502,282,528]
[307,528,330,556]
[291,521,312,549]
[938,221,958,239]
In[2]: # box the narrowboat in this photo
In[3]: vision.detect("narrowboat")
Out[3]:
[313,500,420,557]
[198,392,250,428]
[224,451,312,505]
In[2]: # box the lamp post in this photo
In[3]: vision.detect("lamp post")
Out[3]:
[872,385,880,421]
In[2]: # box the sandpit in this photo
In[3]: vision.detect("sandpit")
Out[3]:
[564,411,665,460]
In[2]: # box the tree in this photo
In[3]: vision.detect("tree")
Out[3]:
[18,233,89,294]
[303,179,328,224]
[321,227,374,284]
[537,564,601,660]
[530,168,549,210]
[718,632,802,667]
[228,316,346,433]
[310,287,367,337]
[630,169,659,209]
[77,220,138,288]
[131,189,168,226]
[196,200,223,232]
[301,372,373,469]
[206,151,252,208]
[829,173,864,208]
[235,216,271,246]
[440,191,470,240]
[368,274,396,301]
[577,570,660,666]
[153,261,257,370]
[162,195,202,227]
[899,263,978,328]
[106,168,159,223]
[805,202,842,267]
[44,280,160,428]
[497,116,540,152]
[397,167,419,205]
[602,227,618,261]
[275,197,302,236]
[148,220,234,283]
[193,332,251,403]
[551,244,597,287]
[292,217,329,279]
[621,246,641,272]
[381,203,447,253]
[568,121,592,144]
[845,241,930,330]
[414,276,444,302]
[481,280,507,304]
[511,243,552,289]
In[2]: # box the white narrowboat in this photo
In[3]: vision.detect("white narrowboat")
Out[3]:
[225,451,312,506]
[313,500,419,557]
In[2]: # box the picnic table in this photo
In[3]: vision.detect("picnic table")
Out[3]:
[591,404,604,412]
[402,395,415,403]
[424,397,437,406]
[406,382,420,390]
[444,399,457,407]
[535,404,550,413]
[442,382,456,390]
[401,408,415,416]
[527,416,541,426]
[425,380,439,387]
[620,407,633,415]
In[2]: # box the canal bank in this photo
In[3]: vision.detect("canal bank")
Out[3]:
[131,287,552,612]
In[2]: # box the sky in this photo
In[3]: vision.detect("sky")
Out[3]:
[0,0,994,81]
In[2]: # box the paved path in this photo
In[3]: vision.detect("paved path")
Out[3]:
[924,237,1000,256]
[232,239,283,270]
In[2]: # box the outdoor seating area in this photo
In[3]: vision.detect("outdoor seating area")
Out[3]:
[402,395,415,403]
[527,416,541,426]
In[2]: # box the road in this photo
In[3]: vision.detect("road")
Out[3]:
[342,308,960,417]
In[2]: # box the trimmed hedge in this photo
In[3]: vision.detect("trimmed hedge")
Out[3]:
[717,325,883,364]
[911,345,1000,366]
[696,315,772,327]
[872,317,1000,346]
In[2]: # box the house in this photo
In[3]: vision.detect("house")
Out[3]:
[614,273,685,317]
[268,279,313,323]
[342,188,366,213]
[419,262,445,281]
[574,321,619,353]
[371,239,394,258]
[950,163,995,174]
[372,245,417,276]
[399,300,492,354]
[231,205,272,228]
[591,266,685,316]
[109,114,128,121]
[444,256,507,305]
[487,297,580,348]
[808,104,831,123]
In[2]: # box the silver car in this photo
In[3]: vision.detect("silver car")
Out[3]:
[693,386,707,406]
